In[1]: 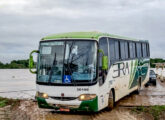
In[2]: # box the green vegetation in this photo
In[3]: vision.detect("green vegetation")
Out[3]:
[132,105,165,120]
[0,97,20,108]
[150,58,165,68]
[0,59,36,69]
[0,58,164,69]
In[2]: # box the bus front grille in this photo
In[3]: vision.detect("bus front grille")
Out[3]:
[50,97,77,101]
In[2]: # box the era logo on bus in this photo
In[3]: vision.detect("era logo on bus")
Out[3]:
[112,62,129,78]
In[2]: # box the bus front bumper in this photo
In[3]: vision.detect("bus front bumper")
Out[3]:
[36,96,98,112]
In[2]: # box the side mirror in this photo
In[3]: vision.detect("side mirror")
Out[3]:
[98,49,108,70]
[29,50,39,74]
[102,56,108,70]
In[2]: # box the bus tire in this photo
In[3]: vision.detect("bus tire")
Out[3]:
[153,81,156,86]
[136,78,142,94]
[107,89,115,110]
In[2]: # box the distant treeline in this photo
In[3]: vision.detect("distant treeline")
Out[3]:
[0,58,164,69]
[0,59,29,69]
[150,58,165,68]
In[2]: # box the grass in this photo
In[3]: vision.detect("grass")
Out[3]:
[0,97,20,108]
[132,105,165,120]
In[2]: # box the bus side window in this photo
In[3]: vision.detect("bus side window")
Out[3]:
[146,43,148,57]
[141,43,143,57]
[129,42,133,58]
[99,37,108,68]
[120,40,125,60]
[114,40,119,60]
[108,38,115,65]
[132,42,136,58]
[147,43,150,57]
[145,43,148,57]
[99,38,108,55]
[124,41,128,59]
[127,42,130,58]
[99,38,108,68]
[135,42,137,58]
[142,43,147,57]
[136,43,142,58]
[99,37,108,85]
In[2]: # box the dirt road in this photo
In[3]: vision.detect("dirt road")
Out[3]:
[1,79,165,120]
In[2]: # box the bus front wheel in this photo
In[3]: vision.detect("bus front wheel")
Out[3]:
[107,89,115,110]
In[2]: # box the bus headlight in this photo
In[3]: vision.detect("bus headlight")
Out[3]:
[78,94,96,101]
[36,92,49,99]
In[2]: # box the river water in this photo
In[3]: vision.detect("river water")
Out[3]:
[0,69,36,99]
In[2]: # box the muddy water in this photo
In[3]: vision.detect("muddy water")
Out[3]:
[118,79,165,106]
[9,100,143,120]
[0,69,36,99]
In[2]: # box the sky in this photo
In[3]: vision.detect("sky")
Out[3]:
[0,0,165,63]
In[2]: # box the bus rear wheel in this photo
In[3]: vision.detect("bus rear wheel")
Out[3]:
[136,78,142,94]
[107,90,115,110]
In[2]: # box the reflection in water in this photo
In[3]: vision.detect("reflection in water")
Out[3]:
[0,69,36,99]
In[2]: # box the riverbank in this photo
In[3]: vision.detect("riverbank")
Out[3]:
[0,97,20,108]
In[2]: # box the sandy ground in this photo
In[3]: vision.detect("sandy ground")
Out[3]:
[0,79,165,120]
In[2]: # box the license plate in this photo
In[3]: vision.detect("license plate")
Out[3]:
[60,108,70,112]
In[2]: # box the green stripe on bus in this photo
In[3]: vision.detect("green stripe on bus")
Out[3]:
[129,60,138,89]
[128,59,149,89]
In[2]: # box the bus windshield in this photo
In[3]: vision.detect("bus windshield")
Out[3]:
[37,40,97,85]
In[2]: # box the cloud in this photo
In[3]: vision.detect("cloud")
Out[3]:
[0,0,165,63]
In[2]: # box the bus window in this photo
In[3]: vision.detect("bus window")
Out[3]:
[114,40,119,60]
[142,43,147,57]
[124,41,128,59]
[136,43,142,58]
[135,43,137,58]
[146,43,148,57]
[99,37,108,85]
[147,43,150,57]
[120,40,125,60]
[127,42,130,58]
[109,39,115,62]
[145,43,147,57]
[99,37,108,68]
[129,42,133,58]
[99,37,108,56]
[141,43,143,57]
[146,43,149,57]
[132,42,136,58]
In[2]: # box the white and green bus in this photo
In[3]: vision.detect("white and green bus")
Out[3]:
[29,32,150,112]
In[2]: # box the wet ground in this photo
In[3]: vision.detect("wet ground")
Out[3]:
[118,78,165,106]
[0,79,165,120]
[0,69,165,120]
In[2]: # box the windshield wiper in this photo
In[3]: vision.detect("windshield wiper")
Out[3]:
[65,41,76,85]
[48,53,57,84]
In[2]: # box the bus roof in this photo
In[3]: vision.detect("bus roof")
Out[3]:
[41,31,147,42]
